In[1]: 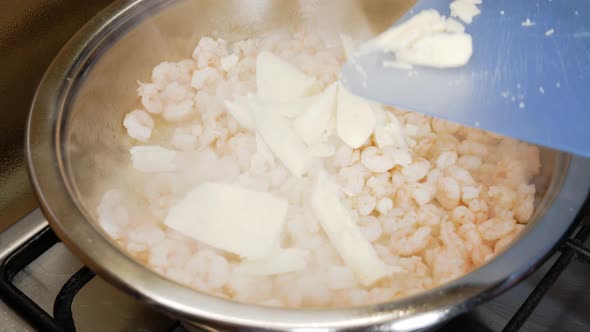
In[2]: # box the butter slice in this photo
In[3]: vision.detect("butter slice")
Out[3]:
[255,132,275,166]
[293,82,339,145]
[396,33,473,68]
[224,99,255,131]
[375,9,473,68]
[372,105,407,150]
[165,182,288,260]
[253,105,311,177]
[256,51,320,102]
[336,84,376,149]
[310,171,403,286]
[234,248,308,276]
[450,0,482,24]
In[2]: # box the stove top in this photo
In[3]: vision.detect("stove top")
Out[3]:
[1,1,590,331]
[0,212,175,332]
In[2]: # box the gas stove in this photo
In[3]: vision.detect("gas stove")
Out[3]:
[1,1,590,331]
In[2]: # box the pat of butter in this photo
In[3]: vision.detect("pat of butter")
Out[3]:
[375,9,473,68]
[256,51,321,102]
[372,105,407,150]
[130,146,177,173]
[277,96,320,118]
[252,105,311,177]
[396,33,473,68]
[224,99,255,131]
[255,132,275,166]
[226,94,317,133]
[164,182,288,260]
[293,82,339,145]
[450,0,482,24]
[310,171,404,286]
[336,84,376,149]
[248,95,318,119]
[234,248,309,276]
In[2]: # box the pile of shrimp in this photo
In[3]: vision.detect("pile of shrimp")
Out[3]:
[97,30,541,308]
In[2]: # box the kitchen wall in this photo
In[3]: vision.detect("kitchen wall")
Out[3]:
[0,0,115,231]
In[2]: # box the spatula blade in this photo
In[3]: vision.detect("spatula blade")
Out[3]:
[342,0,590,158]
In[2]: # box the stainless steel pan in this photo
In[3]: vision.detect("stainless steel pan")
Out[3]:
[26,0,590,330]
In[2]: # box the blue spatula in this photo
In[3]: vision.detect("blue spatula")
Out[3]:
[341,0,590,158]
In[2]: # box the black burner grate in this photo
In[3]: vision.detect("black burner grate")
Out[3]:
[502,218,590,332]
[53,267,96,332]
[0,227,61,332]
[1,218,589,332]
